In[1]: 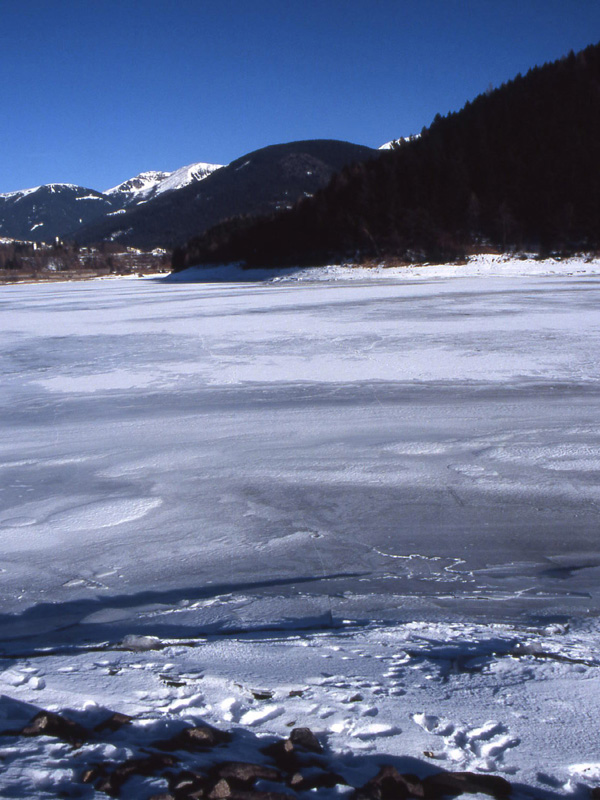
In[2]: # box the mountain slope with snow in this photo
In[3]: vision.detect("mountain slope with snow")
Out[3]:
[74,139,379,249]
[104,170,171,201]
[154,161,223,196]
[0,161,223,243]
[0,140,376,247]
[0,183,117,243]
[105,162,223,206]
[378,134,420,149]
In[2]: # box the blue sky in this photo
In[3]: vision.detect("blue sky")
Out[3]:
[1,0,599,192]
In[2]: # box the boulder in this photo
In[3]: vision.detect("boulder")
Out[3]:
[289,766,347,790]
[157,723,232,751]
[356,765,425,800]
[208,783,294,800]
[20,710,88,747]
[210,778,235,799]
[167,770,210,799]
[169,769,209,796]
[289,727,323,753]
[94,711,133,733]
[81,764,108,784]
[251,690,274,701]
[95,753,179,796]
[213,761,282,787]
[260,740,300,774]
[422,771,512,799]
[213,793,293,800]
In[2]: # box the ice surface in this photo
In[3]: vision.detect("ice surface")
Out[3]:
[1,260,600,644]
[2,259,600,796]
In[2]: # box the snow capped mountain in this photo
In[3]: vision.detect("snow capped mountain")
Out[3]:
[0,161,224,242]
[379,134,420,150]
[76,140,378,249]
[0,184,116,243]
[0,183,84,201]
[154,162,223,196]
[104,171,170,200]
[0,142,375,247]
[105,162,223,205]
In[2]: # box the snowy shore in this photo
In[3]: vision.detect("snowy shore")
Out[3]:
[166,253,600,283]
[2,255,600,796]
[2,618,600,798]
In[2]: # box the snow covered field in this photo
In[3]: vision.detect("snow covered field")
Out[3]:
[2,256,600,797]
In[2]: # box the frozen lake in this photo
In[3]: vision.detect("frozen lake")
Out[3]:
[2,268,600,645]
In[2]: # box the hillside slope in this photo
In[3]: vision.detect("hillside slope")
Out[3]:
[0,184,116,243]
[104,162,222,207]
[175,42,600,269]
[74,140,378,249]
[0,161,223,245]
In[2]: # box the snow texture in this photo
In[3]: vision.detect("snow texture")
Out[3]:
[0,183,81,200]
[105,162,223,202]
[378,135,420,149]
[1,254,600,797]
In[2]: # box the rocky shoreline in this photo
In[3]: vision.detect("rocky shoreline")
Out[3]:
[0,703,581,800]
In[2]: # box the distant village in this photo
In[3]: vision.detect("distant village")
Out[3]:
[0,237,170,282]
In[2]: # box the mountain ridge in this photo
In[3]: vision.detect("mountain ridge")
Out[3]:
[174,41,600,269]
[72,139,379,249]
[105,161,223,206]
[0,184,115,243]
[0,160,222,244]
[0,140,378,247]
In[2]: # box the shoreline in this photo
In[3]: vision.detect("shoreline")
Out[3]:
[0,268,171,286]
[2,616,600,797]
[3,252,600,286]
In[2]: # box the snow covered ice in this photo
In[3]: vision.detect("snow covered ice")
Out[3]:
[2,255,600,796]
[3,256,600,630]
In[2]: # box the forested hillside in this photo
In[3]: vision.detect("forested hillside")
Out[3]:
[174,42,600,270]
[75,140,377,249]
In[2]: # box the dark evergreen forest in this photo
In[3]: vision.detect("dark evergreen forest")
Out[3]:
[173,42,600,270]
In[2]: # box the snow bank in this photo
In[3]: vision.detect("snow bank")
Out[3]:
[274,253,600,282]
[2,619,600,797]
[168,253,600,285]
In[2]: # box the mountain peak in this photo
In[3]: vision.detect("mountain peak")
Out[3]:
[105,162,223,204]
[153,162,224,197]
[378,134,420,150]
[104,171,170,197]
[0,182,85,200]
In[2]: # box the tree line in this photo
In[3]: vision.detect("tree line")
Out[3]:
[173,42,600,270]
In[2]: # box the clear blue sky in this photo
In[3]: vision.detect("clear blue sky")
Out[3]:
[1,0,599,193]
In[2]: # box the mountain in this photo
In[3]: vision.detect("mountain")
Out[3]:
[0,184,116,243]
[105,162,223,206]
[174,42,600,269]
[73,140,379,249]
[378,135,419,150]
[104,171,171,204]
[0,162,223,244]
